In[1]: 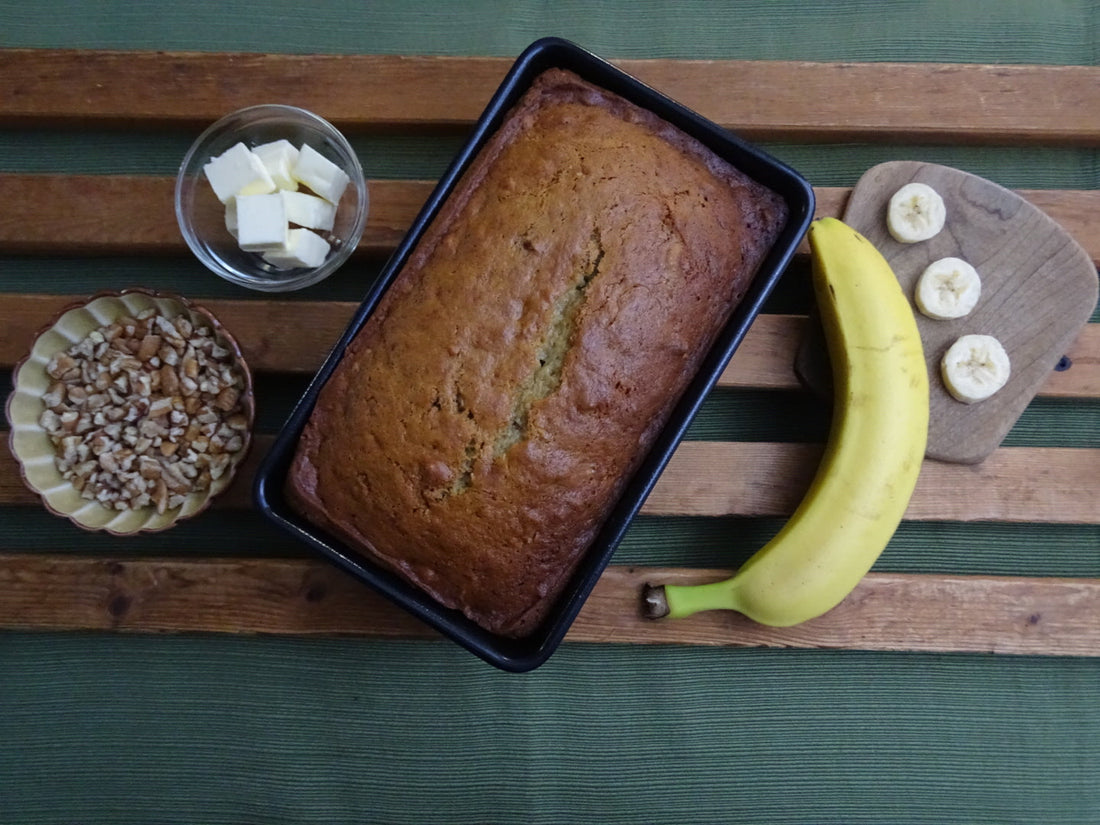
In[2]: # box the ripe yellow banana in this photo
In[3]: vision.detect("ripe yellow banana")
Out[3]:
[643,217,929,627]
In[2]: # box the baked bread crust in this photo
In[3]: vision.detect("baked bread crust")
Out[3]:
[286,68,788,637]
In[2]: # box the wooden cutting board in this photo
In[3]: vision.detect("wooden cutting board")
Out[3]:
[798,161,1099,464]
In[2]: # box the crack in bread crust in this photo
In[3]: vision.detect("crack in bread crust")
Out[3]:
[493,228,604,460]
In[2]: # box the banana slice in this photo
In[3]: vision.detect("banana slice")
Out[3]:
[914,257,982,320]
[941,334,1011,404]
[887,182,946,243]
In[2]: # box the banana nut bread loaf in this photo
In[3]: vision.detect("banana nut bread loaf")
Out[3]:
[286,67,788,637]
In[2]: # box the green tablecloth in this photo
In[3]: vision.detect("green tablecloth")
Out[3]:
[2,2,1098,823]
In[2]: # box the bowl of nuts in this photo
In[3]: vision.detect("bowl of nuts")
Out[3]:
[5,289,255,534]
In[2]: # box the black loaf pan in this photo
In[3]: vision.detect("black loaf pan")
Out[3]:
[254,36,815,672]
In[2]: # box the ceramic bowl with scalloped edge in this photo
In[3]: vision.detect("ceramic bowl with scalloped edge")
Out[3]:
[5,289,255,535]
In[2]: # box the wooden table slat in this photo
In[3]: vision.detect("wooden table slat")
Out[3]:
[0,174,428,258]
[1,555,1095,657]
[645,443,1100,523]
[4,175,1100,271]
[3,434,1097,524]
[5,50,1100,145]
[4,293,1095,398]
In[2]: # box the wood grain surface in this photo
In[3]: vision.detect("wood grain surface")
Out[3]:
[2,49,1098,658]
[2,294,1096,396]
[842,162,1099,464]
[0,174,428,258]
[4,174,1100,269]
[3,433,1097,523]
[0,555,1095,656]
[5,50,1100,145]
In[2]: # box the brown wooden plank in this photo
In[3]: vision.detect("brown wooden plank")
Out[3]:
[0,174,430,258]
[4,50,1100,145]
[0,292,356,374]
[590,567,1100,656]
[4,435,1097,524]
[3,292,1095,397]
[2,297,805,379]
[0,555,1095,656]
[645,442,1100,523]
[5,174,1100,272]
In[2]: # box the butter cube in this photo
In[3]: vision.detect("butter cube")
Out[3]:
[252,140,300,191]
[281,190,336,231]
[292,144,350,204]
[263,228,331,270]
[203,142,275,203]
[236,193,288,252]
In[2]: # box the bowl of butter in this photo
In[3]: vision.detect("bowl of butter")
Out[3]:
[176,105,369,292]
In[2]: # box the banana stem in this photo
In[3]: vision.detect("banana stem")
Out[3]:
[641,583,670,619]
[664,578,742,619]
[642,577,740,620]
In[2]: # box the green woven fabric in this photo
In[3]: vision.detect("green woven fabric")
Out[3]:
[4,0,1100,63]
[3,635,1099,825]
[2,2,1099,823]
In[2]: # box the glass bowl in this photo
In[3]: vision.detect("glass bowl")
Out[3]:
[6,289,256,535]
[175,104,369,292]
